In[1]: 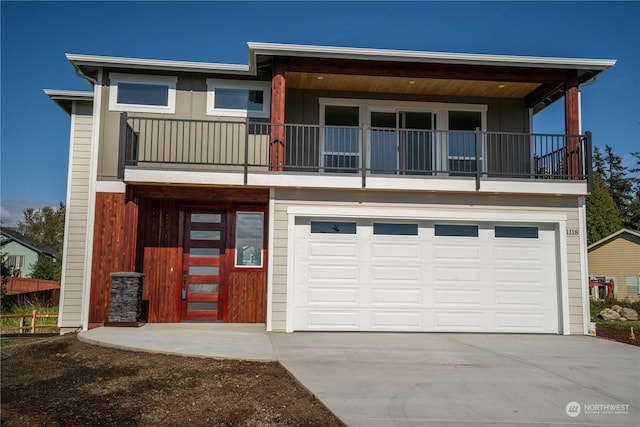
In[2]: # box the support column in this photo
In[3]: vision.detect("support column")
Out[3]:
[270,58,286,171]
[564,70,580,179]
[123,185,138,272]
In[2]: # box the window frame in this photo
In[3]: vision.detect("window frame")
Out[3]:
[434,224,479,237]
[233,211,265,269]
[108,73,177,114]
[206,79,271,118]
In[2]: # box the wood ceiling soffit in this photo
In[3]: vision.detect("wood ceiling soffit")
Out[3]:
[284,57,569,84]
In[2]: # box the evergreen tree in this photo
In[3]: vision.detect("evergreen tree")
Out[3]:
[29,255,61,281]
[626,151,640,230]
[603,145,633,224]
[586,173,623,244]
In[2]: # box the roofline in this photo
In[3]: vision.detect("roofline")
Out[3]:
[247,42,617,71]
[66,43,616,83]
[587,228,640,250]
[45,89,94,114]
[66,53,253,75]
[0,230,57,257]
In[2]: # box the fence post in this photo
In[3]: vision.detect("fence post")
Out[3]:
[19,316,26,334]
[30,310,37,334]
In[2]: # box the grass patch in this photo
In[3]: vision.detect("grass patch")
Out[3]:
[0,302,58,334]
[595,320,640,330]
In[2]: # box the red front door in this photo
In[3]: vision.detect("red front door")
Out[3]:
[181,211,225,321]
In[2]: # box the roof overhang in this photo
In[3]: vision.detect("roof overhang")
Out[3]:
[45,89,94,115]
[65,42,616,112]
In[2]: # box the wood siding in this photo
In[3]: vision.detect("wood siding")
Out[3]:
[143,247,181,322]
[59,102,93,329]
[89,192,127,324]
[228,271,266,322]
[137,198,182,322]
[588,233,640,300]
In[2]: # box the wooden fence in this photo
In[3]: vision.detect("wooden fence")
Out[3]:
[0,310,58,334]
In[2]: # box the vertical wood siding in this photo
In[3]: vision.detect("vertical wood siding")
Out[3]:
[137,198,181,323]
[228,271,266,322]
[89,192,127,324]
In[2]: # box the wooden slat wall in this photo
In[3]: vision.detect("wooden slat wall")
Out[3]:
[137,198,181,323]
[143,247,181,322]
[227,271,266,323]
[89,192,126,324]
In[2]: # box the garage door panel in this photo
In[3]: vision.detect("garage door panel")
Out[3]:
[494,246,543,264]
[309,241,359,258]
[293,219,560,333]
[373,266,420,281]
[494,268,544,285]
[371,311,422,330]
[435,266,483,284]
[306,310,359,329]
[309,265,359,281]
[371,288,421,305]
[494,312,549,332]
[307,287,359,305]
[434,244,481,261]
[372,243,420,259]
[433,312,484,330]
[495,290,545,307]
[434,289,483,306]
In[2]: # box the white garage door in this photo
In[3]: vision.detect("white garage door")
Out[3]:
[292,218,560,333]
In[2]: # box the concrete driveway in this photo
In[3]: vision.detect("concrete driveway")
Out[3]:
[270,332,639,426]
[81,326,639,426]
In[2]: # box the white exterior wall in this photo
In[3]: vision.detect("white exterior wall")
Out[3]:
[270,189,585,334]
[58,102,93,330]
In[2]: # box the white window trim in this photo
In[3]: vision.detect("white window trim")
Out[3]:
[234,211,265,268]
[206,79,271,118]
[109,73,177,114]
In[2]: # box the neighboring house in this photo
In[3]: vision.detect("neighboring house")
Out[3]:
[46,42,615,335]
[588,229,640,301]
[1,228,56,278]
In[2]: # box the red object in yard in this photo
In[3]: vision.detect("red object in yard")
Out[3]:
[589,278,615,298]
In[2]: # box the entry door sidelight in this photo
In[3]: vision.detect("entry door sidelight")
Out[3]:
[181,211,225,321]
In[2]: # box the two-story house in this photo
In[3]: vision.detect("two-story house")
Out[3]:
[47,42,615,335]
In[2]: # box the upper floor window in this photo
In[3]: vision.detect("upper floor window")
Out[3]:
[206,79,270,118]
[109,73,177,113]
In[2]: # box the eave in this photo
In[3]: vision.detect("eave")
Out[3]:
[45,89,94,115]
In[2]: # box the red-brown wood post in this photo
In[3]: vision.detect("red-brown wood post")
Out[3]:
[123,186,139,271]
[270,58,286,171]
[564,70,580,180]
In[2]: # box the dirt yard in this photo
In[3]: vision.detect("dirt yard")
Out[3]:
[596,326,640,346]
[0,335,344,427]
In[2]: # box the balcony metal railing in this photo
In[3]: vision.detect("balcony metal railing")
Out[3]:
[118,113,592,190]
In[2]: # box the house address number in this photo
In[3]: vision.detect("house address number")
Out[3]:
[566,228,579,236]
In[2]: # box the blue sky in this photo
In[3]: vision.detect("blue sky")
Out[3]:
[1,1,638,226]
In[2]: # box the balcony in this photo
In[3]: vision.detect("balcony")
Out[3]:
[118,113,592,192]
